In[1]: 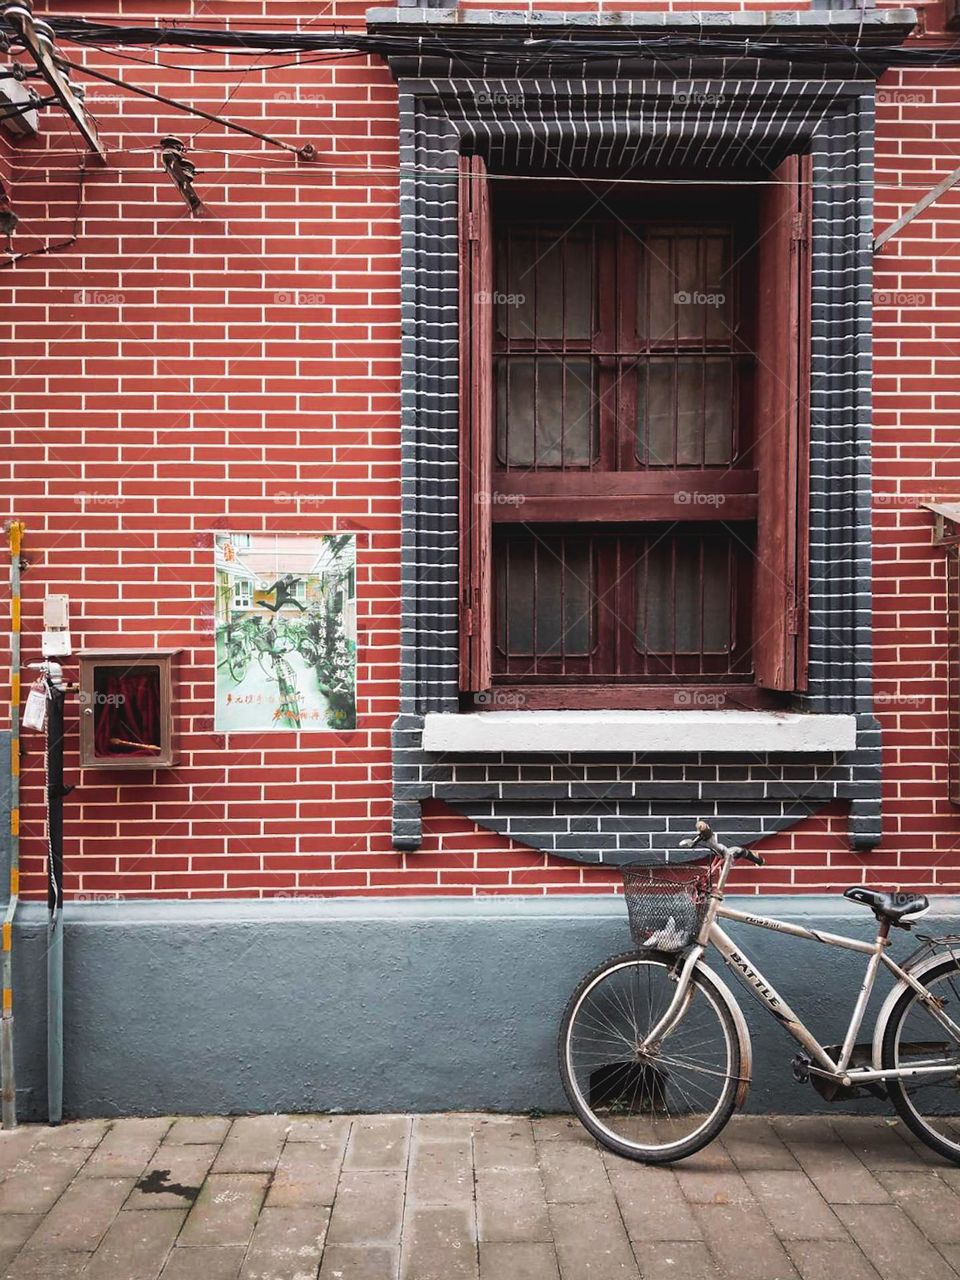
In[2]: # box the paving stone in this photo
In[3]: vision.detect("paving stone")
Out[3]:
[938,1244,960,1273]
[783,1240,881,1280]
[343,1118,410,1172]
[23,1175,133,1252]
[327,1172,404,1245]
[630,1241,721,1280]
[604,1163,701,1241]
[538,1140,613,1204]
[835,1202,958,1280]
[548,1201,638,1280]
[84,1208,186,1280]
[33,1119,109,1150]
[412,1116,478,1142]
[81,1118,172,1179]
[876,1169,960,1243]
[479,1242,559,1280]
[0,1128,44,1174]
[744,1170,847,1240]
[676,1167,755,1207]
[833,1117,941,1170]
[286,1116,352,1145]
[770,1117,889,1204]
[3,1248,92,1278]
[400,1206,477,1280]
[0,1146,90,1213]
[531,1117,591,1144]
[178,1173,268,1248]
[160,1244,245,1274]
[127,1144,219,1210]
[721,1117,799,1171]
[318,1244,399,1280]
[160,1245,246,1280]
[266,1140,344,1208]
[473,1118,537,1169]
[407,1139,472,1205]
[0,1213,42,1273]
[671,1145,739,1175]
[476,1167,550,1242]
[239,1205,329,1280]
[692,1203,800,1280]
[165,1118,233,1147]
[212,1116,289,1174]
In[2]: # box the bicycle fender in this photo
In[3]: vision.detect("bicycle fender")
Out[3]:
[870,950,954,1071]
[694,958,753,1107]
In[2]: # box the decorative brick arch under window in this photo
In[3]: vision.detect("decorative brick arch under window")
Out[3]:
[459,153,812,709]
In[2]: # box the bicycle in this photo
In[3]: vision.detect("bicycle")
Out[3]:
[216,621,251,683]
[559,818,960,1165]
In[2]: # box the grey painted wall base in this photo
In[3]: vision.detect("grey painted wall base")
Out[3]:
[8,896,960,1122]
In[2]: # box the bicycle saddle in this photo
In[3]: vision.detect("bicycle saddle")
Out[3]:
[843,886,929,926]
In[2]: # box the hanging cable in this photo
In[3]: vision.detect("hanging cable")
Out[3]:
[11,16,953,72]
[56,56,316,160]
[0,154,85,269]
[0,92,54,121]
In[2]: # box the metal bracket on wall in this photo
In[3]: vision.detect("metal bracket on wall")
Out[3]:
[874,164,960,253]
[919,499,960,546]
[1,0,106,163]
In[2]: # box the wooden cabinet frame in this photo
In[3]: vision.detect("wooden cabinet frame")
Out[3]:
[78,649,179,770]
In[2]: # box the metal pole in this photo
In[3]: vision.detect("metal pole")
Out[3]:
[45,679,66,1125]
[1,521,24,1131]
[874,163,960,253]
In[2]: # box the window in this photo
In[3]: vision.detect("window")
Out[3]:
[459,157,810,708]
[233,579,252,609]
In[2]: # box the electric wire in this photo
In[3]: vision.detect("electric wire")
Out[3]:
[0,157,86,269]
[0,93,54,122]
[7,15,960,71]
[56,56,310,157]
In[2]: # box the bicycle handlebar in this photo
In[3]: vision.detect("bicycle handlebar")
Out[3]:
[678,818,765,867]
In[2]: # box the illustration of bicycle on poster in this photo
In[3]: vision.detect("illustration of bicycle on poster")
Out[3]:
[214,533,357,732]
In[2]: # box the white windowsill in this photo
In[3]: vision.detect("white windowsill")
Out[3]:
[422,710,858,754]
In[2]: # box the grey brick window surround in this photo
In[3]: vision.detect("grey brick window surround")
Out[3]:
[369,8,917,863]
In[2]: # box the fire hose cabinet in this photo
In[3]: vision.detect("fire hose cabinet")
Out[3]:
[78,649,180,769]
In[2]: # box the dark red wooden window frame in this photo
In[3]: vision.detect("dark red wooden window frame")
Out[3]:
[458,156,811,709]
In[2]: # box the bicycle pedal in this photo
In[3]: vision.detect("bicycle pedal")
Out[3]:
[791,1053,810,1083]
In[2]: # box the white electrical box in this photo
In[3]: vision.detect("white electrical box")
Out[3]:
[43,595,70,628]
[42,594,72,656]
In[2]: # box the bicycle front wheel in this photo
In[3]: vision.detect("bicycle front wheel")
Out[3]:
[559,950,741,1164]
[882,955,960,1165]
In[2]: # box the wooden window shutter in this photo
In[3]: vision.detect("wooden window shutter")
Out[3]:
[752,153,812,692]
[458,154,494,691]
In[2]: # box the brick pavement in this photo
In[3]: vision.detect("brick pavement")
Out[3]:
[0,1113,956,1279]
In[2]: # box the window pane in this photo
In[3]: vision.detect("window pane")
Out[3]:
[496,537,593,658]
[496,356,596,468]
[497,232,594,342]
[643,230,732,344]
[636,537,733,656]
[635,357,734,468]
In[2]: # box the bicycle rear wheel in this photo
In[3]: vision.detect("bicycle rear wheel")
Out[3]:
[558,950,741,1164]
[882,955,960,1165]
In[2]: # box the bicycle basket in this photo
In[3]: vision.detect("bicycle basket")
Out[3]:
[621,863,713,952]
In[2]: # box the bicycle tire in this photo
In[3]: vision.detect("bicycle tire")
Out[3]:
[881,954,960,1165]
[228,646,249,682]
[558,949,741,1164]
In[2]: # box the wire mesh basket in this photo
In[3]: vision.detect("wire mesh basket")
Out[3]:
[621,863,714,952]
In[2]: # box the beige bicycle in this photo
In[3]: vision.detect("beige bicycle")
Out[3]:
[559,819,960,1164]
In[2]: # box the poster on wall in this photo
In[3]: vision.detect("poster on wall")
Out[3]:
[214,533,357,732]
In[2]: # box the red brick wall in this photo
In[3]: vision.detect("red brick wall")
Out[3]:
[3,1,960,900]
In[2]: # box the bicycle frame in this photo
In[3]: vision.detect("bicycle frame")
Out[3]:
[643,846,960,1087]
